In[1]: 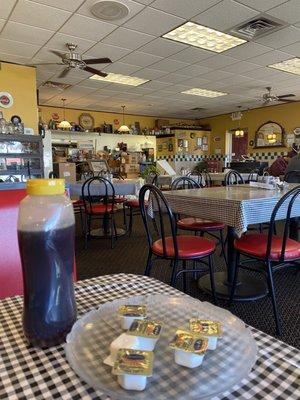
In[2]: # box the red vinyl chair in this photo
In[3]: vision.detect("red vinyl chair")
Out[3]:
[0,188,77,298]
[229,186,300,335]
[139,184,217,303]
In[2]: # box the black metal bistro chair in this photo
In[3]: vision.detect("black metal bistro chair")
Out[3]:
[139,184,217,303]
[229,186,300,335]
[82,177,118,249]
[224,170,245,186]
[199,171,213,187]
[247,169,259,182]
[284,170,300,183]
[171,177,226,263]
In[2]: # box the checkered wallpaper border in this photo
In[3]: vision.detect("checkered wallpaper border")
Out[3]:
[157,151,288,163]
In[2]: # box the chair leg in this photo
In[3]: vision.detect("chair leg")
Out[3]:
[228,253,240,306]
[122,203,126,225]
[266,261,281,336]
[128,206,133,237]
[144,251,153,276]
[182,260,187,293]
[219,229,227,265]
[208,255,217,305]
[170,259,178,287]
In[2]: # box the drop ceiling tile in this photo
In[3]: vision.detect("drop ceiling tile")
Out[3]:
[240,67,284,79]
[0,19,6,30]
[149,59,189,72]
[254,27,300,49]
[246,50,292,66]
[119,51,163,67]
[179,76,211,86]
[0,52,31,64]
[141,81,172,90]
[104,62,141,74]
[36,69,56,80]
[83,42,132,61]
[200,81,229,90]
[224,42,272,60]
[175,64,212,77]
[102,27,155,50]
[2,0,17,19]
[221,61,260,73]
[199,55,239,68]
[62,85,97,95]
[266,0,300,24]
[125,7,185,36]
[45,33,96,52]
[1,21,54,46]
[11,0,72,30]
[135,0,154,4]
[134,68,167,79]
[151,0,221,19]
[235,0,289,12]
[163,84,193,93]
[169,47,213,63]
[138,38,188,57]
[0,38,40,57]
[197,70,235,81]
[77,0,145,26]
[279,41,300,56]
[157,73,194,83]
[50,74,86,85]
[74,78,111,88]
[192,0,259,31]
[29,0,83,11]
[59,14,117,42]
[221,74,255,85]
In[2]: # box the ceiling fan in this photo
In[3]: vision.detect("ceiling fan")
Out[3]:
[261,86,296,105]
[33,43,112,78]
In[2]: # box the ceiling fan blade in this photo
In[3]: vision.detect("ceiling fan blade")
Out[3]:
[31,62,65,66]
[57,67,71,78]
[84,57,112,64]
[277,94,295,98]
[84,66,107,77]
[49,50,65,58]
[278,98,298,103]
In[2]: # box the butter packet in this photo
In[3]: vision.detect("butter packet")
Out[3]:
[128,319,162,338]
[118,305,147,317]
[189,318,222,337]
[113,349,153,376]
[169,329,208,354]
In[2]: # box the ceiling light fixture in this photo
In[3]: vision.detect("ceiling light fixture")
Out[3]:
[57,98,71,130]
[163,22,247,53]
[89,72,149,86]
[118,105,130,133]
[90,1,129,21]
[181,88,227,98]
[268,57,300,75]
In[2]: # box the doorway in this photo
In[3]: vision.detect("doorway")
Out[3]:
[231,130,248,160]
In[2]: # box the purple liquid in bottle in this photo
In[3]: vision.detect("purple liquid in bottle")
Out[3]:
[18,225,77,347]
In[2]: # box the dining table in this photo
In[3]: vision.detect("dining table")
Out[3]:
[0,274,299,400]
[163,184,300,300]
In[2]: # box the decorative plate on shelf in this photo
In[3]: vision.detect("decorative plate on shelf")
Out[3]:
[65,294,257,400]
[79,113,94,130]
[0,92,13,108]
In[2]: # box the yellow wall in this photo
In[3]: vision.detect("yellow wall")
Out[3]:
[40,105,195,131]
[0,62,38,132]
[198,101,300,155]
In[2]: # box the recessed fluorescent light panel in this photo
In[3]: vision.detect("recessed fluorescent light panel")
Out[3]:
[268,58,300,75]
[89,72,149,86]
[163,22,247,53]
[182,88,227,98]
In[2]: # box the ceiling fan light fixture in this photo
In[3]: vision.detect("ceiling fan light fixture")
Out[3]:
[268,57,300,75]
[90,1,129,21]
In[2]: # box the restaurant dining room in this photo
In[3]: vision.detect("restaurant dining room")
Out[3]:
[1,0,300,399]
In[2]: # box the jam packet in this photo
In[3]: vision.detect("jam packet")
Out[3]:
[118,305,147,317]
[189,319,222,336]
[113,349,153,376]
[169,329,208,354]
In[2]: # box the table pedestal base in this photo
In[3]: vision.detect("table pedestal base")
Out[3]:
[198,271,268,301]
[90,228,127,238]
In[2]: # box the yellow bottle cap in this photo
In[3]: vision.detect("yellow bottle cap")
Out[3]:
[27,179,65,196]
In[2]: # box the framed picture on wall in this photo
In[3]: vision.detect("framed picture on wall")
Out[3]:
[254,121,284,148]
[197,137,202,147]
[202,136,208,145]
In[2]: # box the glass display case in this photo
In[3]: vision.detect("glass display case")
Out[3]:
[0,134,44,180]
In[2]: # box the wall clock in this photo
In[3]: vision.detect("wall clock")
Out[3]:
[79,113,94,130]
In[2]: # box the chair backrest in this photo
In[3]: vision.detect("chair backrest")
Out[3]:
[5,175,19,182]
[148,171,158,186]
[171,176,201,190]
[200,171,212,187]
[284,170,300,183]
[139,184,178,258]
[267,185,300,262]
[224,170,245,186]
[248,169,259,182]
[81,177,115,213]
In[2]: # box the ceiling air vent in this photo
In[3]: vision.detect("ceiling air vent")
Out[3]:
[231,17,285,40]
[42,81,72,90]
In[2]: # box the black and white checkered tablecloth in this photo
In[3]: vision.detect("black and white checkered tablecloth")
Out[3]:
[0,274,299,400]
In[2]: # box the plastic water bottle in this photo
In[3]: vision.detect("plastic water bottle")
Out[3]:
[18,179,77,347]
